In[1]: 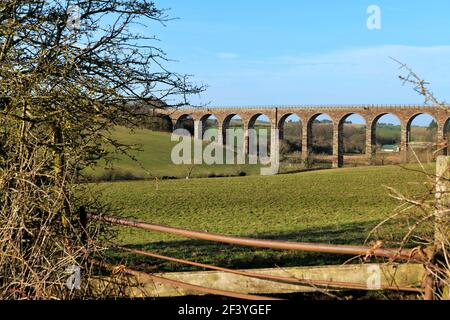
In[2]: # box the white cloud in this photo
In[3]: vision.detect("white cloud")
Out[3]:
[273,45,450,76]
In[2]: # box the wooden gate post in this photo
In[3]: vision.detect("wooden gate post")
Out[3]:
[433,156,450,300]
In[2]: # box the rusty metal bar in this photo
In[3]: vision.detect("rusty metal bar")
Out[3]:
[91,214,426,263]
[92,260,281,300]
[116,246,424,293]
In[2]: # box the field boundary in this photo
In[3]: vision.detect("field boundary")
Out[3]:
[85,213,429,299]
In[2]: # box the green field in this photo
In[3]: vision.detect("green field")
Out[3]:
[85,126,263,180]
[84,124,437,181]
[94,164,434,272]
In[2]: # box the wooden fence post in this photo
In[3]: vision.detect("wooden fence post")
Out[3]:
[433,156,450,300]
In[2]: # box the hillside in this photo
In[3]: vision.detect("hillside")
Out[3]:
[84,126,262,180]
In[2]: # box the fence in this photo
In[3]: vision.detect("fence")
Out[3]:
[82,156,450,300]
[84,213,429,300]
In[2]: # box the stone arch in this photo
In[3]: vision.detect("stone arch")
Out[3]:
[370,113,402,164]
[406,113,438,142]
[152,114,173,132]
[174,114,194,136]
[337,113,367,167]
[278,113,303,159]
[406,113,438,162]
[306,113,334,166]
[278,113,302,139]
[222,113,244,146]
[247,113,271,127]
[247,113,271,156]
[198,114,219,140]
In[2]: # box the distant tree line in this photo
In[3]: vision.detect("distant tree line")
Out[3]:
[281,120,438,155]
[142,116,437,155]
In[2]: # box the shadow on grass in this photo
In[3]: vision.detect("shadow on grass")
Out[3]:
[106,220,397,272]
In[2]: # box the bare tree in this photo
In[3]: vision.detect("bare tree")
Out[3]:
[0,0,203,299]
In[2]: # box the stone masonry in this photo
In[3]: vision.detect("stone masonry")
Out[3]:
[158,105,450,168]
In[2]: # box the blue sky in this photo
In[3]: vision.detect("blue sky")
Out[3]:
[145,1,450,124]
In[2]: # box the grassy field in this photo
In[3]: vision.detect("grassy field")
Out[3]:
[84,126,262,180]
[84,125,426,181]
[93,164,434,272]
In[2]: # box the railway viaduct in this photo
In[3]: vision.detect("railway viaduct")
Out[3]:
[157,105,450,168]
